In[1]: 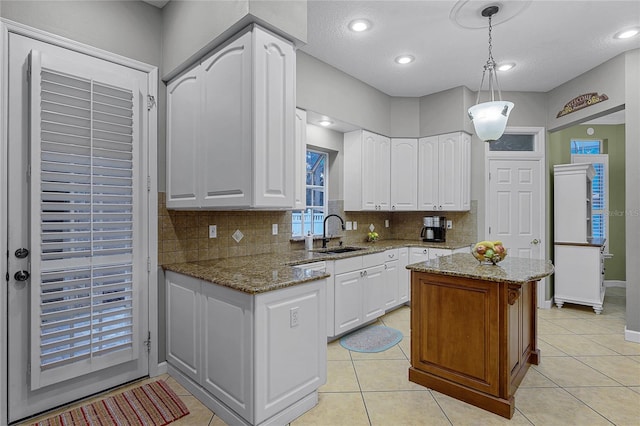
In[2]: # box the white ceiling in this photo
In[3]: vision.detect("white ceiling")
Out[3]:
[301,0,640,97]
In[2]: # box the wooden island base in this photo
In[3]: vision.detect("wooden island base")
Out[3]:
[407,255,553,420]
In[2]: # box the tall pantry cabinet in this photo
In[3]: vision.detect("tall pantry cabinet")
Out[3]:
[553,163,605,314]
[166,25,295,209]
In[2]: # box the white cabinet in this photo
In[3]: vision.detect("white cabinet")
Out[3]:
[391,138,418,210]
[418,132,471,211]
[166,271,326,425]
[344,130,391,211]
[384,247,410,309]
[553,163,595,243]
[331,252,386,336]
[166,25,295,209]
[409,247,430,264]
[294,108,307,210]
[554,244,605,314]
[553,163,604,314]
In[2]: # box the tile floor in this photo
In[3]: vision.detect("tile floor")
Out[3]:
[22,287,640,426]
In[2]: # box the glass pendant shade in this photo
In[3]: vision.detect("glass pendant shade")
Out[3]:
[468,100,514,142]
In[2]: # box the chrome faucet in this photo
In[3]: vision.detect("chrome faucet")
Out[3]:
[322,214,345,248]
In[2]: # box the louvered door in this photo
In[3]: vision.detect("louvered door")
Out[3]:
[7,33,150,423]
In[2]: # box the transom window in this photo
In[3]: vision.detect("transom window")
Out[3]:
[292,150,328,237]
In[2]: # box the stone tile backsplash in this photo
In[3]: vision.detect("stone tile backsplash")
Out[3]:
[158,193,477,265]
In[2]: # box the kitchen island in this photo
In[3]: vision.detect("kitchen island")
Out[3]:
[407,254,554,419]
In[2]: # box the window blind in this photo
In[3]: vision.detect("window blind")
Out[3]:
[31,56,138,389]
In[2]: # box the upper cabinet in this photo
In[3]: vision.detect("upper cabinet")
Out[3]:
[166,25,295,209]
[344,130,391,211]
[344,130,469,212]
[418,132,471,212]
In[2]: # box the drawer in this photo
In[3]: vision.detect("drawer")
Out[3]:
[362,251,386,269]
[334,256,363,274]
[384,248,399,262]
[295,261,326,273]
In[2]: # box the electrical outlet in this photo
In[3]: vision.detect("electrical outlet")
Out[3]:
[272,224,278,235]
[385,219,390,228]
[345,221,353,231]
[353,221,358,230]
[290,307,299,327]
[446,220,453,229]
[209,225,217,238]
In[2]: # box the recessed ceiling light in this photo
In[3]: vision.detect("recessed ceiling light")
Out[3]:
[615,28,640,39]
[395,55,415,65]
[349,19,371,32]
[319,120,333,127]
[497,63,516,72]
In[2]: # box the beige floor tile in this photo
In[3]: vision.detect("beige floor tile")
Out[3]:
[291,392,370,426]
[320,360,360,392]
[381,318,411,337]
[327,339,352,361]
[575,355,640,386]
[546,318,619,335]
[165,375,191,396]
[515,387,611,425]
[170,395,215,426]
[397,333,411,360]
[631,386,640,395]
[565,386,640,426]
[518,367,559,388]
[210,415,230,425]
[583,334,640,355]
[540,334,619,356]
[538,319,573,335]
[630,355,640,363]
[353,359,424,391]
[537,339,568,357]
[533,357,620,387]
[382,305,410,322]
[538,306,584,320]
[430,390,532,425]
[349,342,407,360]
[363,390,450,426]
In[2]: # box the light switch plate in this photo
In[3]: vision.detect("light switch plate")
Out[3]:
[345,221,353,231]
[272,224,278,235]
[385,219,390,228]
[209,225,217,238]
[353,221,358,230]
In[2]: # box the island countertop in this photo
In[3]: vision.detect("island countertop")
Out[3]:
[407,253,554,284]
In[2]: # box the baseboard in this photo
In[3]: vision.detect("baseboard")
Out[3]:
[155,361,168,376]
[539,298,553,309]
[625,327,640,343]
[605,280,626,288]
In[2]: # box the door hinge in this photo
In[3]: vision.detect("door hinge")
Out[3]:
[147,257,151,273]
[147,175,151,192]
[489,172,491,181]
[144,331,151,353]
[147,95,156,111]
[27,361,31,378]
[489,226,492,234]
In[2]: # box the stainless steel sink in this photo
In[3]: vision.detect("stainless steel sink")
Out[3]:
[321,246,366,254]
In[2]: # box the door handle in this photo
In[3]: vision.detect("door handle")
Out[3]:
[531,239,540,245]
[14,270,30,282]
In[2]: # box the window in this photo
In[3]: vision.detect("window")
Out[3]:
[292,150,328,237]
[571,140,608,245]
[489,133,535,151]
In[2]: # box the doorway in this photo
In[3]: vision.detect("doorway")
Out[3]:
[485,127,548,308]
[2,24,157,423]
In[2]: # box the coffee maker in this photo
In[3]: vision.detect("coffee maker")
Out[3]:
[421,216,446,242]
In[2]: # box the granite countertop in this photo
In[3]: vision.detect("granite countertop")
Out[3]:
[163,239,473,294]
[406,253,554,284]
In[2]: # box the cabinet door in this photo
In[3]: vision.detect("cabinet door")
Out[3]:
[294,108,307,210]
[384,259,399,310]
[253,27,295,208]
[398,247,410,304]
[391,138,418,211]
[374,135,391,210]
[361,131,378,210]
[200,32,252,208]
[418,136,439,211]
[439,133,464,211]
[334,270,363,335]
[166,272,200,382]
[363,265,386,321]
[166,68,201,208]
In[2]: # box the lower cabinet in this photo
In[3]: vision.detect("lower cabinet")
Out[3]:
[554,243,605,314]
[166,271,327,425]
[384,248,410,310]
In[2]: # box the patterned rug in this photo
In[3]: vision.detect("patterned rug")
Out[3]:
[340,325,403,353]
[32,380,189,426]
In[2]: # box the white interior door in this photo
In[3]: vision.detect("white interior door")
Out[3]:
[7,33,150,423]
[488,159,546,305]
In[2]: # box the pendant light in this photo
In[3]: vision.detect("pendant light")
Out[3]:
[468,5,514,142]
